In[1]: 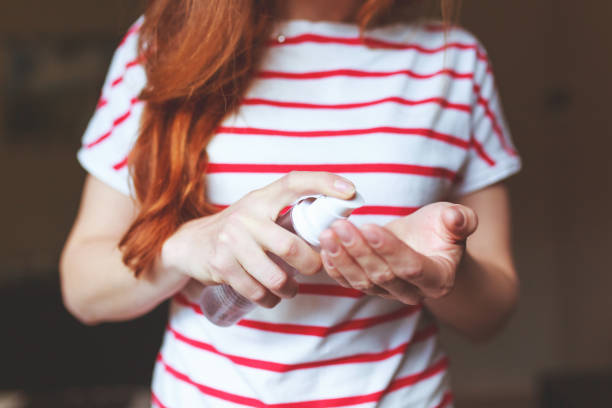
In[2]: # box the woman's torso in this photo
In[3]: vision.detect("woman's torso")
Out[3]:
[148,19,493,408]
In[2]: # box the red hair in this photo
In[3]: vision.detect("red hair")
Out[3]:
[120,0,461,276]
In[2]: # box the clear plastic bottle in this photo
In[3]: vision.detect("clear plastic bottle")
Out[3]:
[199,193,365,326]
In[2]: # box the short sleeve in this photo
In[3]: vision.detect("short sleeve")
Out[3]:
[77,17,146,197]
[449,38,522,197]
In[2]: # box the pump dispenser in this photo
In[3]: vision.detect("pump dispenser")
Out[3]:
[199,192,364,326]
[291,194,364,247]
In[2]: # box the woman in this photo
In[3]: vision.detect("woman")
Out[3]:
[60,0,521,406]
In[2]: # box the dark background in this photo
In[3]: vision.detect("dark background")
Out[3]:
[1,1,611,407]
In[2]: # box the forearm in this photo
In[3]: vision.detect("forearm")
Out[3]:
[423,251,519,342]
[60,236,189,325]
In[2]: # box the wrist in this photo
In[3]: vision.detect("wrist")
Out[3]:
[146,249,191,299]
[422,251,519,341]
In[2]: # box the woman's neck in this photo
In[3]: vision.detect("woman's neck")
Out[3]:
[278,0,362,23]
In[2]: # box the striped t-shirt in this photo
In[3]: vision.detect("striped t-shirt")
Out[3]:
[78,17,521,408]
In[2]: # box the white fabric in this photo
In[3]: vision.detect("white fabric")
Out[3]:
[78,17,521,408]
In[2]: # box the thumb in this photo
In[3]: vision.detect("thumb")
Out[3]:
[262,171,356,219]
[441,204,478,243]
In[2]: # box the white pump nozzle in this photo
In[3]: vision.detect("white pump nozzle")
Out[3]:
[291,192,365,247]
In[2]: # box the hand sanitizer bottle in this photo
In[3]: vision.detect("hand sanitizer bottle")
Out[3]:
[199,193,364,326]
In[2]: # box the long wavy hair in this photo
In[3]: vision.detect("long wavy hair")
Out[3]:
[120,0,461,276]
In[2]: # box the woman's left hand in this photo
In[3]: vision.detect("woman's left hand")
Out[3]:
[318,202,479,304]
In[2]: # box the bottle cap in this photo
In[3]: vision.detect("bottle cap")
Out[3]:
[291,192,365,247]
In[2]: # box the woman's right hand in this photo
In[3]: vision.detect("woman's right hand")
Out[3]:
[158,171,356,308]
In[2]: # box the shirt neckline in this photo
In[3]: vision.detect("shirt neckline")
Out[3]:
[273,18,362,37]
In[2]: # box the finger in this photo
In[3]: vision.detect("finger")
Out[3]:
[319,228,386,295]
[211,243,280,309]
[360,224,446,298]
[243,217,322,276]
[260,171,356,219]
[383,202,478,253]
[320,250,350,288]
[332,220,422,304]
[441,204,479,243]
[223,264,281,309]
[224,219,297,302]
[234,244,298,300]
[321,248,388,296]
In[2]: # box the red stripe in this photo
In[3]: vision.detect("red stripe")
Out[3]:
[151,391,168,408]
[157,353,448,407]
[258,68,474,80]
[125,59,141,69]
[469,135,496,167]
[167,323,438,373]
[157,353,268,407]
[298,283,364,298]
[271,33,478,53]
[273,31,489,73]
[211,204,418,218]
[241,96,470,113]
[96,97,108,110]
[173,293,420,337]
[274,32,487,66]
[112,157,128,171]
[473,83,517,156]
[174,293,206,315]
[352,206,418,216]
[206,163,457,181]
[433,392,454,408]
[108,57,142,89]
[237,305,420,336]
[113,147,485,174]
[118,21,142,47]
[476,48,489,65]
[85,97,141,149]
[271,32,488,65]
[216,125,469,148]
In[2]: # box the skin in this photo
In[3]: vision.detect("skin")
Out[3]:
[277,0,362,22]
[281,0,519,341]
[319,185,518,341]
[61,172,357,323]
[60,0,519,342]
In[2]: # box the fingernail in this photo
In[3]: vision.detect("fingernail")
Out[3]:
[334,223,353,245]
[334,179,355,194]
[288,284,299,298]
[322,251,335,269]
[321,236,340,255]
[451,207,466,229]
[362,228,381,247]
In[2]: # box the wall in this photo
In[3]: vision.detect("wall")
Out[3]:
[444,0,612,403]
[0,0,142,278]
[558,0,612,368]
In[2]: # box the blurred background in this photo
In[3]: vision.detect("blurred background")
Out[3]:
[0,0,610,407]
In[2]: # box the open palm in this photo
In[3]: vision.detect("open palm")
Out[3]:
[319,202,479,304]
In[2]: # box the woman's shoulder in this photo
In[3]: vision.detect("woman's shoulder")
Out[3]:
[364,19,490,75]
[76,16,146,197]
[371,19,487,54]
[113,16,144,62]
